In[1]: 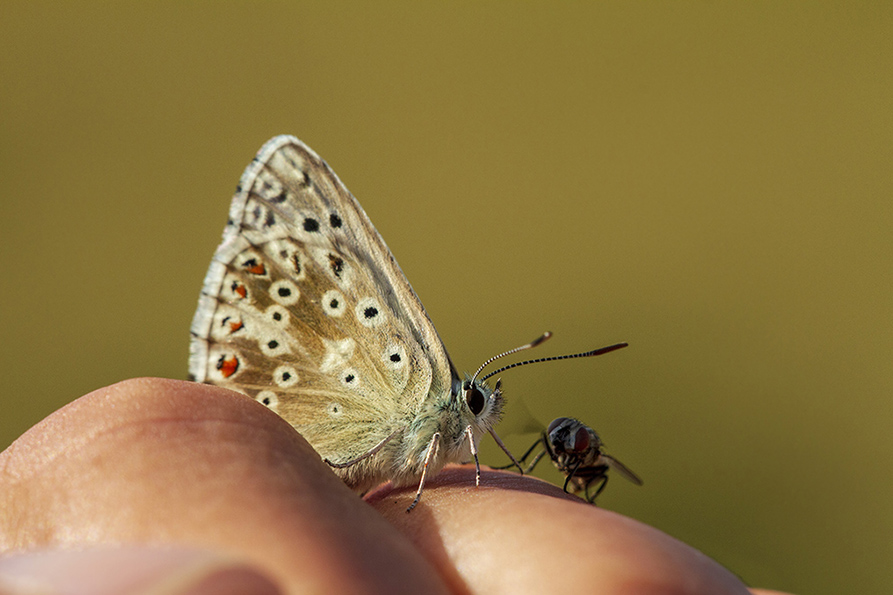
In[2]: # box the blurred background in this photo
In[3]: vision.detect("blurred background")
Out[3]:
[1,3,890,594]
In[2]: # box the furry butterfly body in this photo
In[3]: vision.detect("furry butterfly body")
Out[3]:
[189,136,509,502]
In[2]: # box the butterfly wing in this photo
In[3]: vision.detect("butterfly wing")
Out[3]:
[189,135,459,490]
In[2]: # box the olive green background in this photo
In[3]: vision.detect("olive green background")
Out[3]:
[2,3,890,594]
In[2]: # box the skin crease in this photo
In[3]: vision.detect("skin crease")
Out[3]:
[0,378,791,595]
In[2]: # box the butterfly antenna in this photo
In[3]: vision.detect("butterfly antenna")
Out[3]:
[479,342,628,382]
[470,332,553,385]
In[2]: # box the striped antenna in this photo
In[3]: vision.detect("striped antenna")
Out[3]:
[479,342,628,382]
[469,332,553,386]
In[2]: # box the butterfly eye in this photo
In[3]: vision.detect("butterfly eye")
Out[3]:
[465,385,485,416]
[571,427,591,452]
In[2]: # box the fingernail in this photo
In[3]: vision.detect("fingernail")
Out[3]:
[0,546,283,595]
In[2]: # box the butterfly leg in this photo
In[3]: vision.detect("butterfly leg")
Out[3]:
[463,425,481,487]
[492,436,540,473]
[488,428,524,474]
[324,426,403,468]
[407,432,441,512]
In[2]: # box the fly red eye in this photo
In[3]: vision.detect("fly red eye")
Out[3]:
[571,427,590,452]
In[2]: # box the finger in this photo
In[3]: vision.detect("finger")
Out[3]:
[0,378,448,594]
[0,546,283,595]
[367,466,752,595]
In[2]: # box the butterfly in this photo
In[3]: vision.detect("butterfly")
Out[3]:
[514,416,643,503]
[188,135,627,510]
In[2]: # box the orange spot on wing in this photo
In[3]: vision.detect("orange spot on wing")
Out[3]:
[246,263,266,275]
[232,282,247,299]
[217,355,239,378]
[229,320,244,333]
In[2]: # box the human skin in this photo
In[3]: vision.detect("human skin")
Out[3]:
[0,378,789,594]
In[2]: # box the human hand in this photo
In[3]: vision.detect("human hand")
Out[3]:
[0,378,787,594]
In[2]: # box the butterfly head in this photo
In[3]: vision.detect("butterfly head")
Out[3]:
[459,377,504,432]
